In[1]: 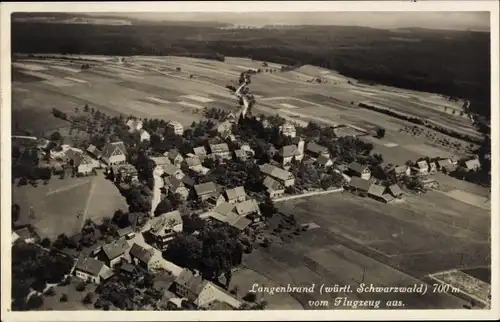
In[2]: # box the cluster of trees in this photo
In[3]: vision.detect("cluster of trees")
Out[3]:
[12,146,55,185]
[359,103,482,145]
[449,163,490,186]
[287,161,346,192]
[92,271,162,310]
[118,183,152,215]
[52,108,69,120]
[203,107,229,121]
[12,242,74,310]
[202,159,264,192]
[164,222,243,284]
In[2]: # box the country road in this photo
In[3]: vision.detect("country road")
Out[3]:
[150,168,164,218]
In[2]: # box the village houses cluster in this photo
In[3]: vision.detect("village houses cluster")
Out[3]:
[13,101,483,311]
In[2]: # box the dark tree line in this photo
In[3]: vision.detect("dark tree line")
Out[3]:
[12,21,490,120]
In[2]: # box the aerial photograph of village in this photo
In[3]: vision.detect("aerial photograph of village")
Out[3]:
[8,10,492,312]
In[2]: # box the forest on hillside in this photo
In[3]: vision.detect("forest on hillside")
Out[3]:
[11,20,491,120]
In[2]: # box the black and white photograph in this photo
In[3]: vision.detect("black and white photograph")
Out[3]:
[1,1,498,321]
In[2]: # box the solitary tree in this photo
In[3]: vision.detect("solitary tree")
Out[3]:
[376,127,386,139]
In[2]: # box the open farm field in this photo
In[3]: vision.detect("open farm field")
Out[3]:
[277,192,489,276]
[12,173,127,240]
[235,183,490,309]
[12,54,480,164]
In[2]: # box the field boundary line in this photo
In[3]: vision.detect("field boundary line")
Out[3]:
[76,179,96,232]
[274,188,344,202]
[46,180,91,196]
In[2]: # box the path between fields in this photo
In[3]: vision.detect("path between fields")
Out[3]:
[77,178,96,231]
[274,188,344,203]
[46,180,91,196]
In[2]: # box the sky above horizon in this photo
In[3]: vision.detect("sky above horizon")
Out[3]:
[88,12,490,31]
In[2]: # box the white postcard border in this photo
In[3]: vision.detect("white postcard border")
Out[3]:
[1,1,499,321]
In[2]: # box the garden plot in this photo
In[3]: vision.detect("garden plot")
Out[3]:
[429,270,491,306]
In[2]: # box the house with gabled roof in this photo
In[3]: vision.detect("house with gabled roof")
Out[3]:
[12,232,20,245]
[315,155,333,168]
[348,176,373,195]
[194,182,219,201]
[151,156,171,168]
[388,184,404,199]
[413,160,429,175]
[437,159,455,172]
[305,142,330,158]
[347,162,371,180]
[234,199,261,221]
[172,268,242,309]
[368,184,394,203]
[429,161,438,174]
[165,176,194,200]
[259,163,295,187]
[148,210,183,250]
[278,145,299,169]
[239,143,255,156]
[139,129,151,142]
[97,237,130,268]
[234,149,248,161]
[14,227,38,244]
[279,122,296,138]
[116,226,136,240]
[129,243,155,271]
[213,202,236,217]
[166,121,184,136]
[209,143,231,160]
[205,192,226,210]
[206,202,252,232]
[226,112,237,124]
[182,156,204,173]
[217,121,233,136]
[263,176,285,199]
[74,255,114,284]
[126,118,143,133]
[224,186,247,204]
[101,141,127,165]
[195,280,242,309]
[165,150,184,168]
[161,163,184,180]
[193,146,207,157]
[86,144,102,160]
[391,165,411,177]
[464,158,481,171]
[69,151,99,175]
